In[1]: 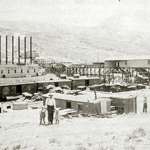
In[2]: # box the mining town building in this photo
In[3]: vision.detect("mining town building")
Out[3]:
[66,63,104,77]
[0,64,39,78]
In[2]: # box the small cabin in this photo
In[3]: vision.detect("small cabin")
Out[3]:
[54,93,111,115]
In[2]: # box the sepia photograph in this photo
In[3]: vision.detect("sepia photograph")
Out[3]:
[0,0,150,149]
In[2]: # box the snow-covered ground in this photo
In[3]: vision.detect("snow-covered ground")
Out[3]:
[0,109,150,150]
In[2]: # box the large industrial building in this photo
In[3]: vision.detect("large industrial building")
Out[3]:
[0,34,150,101]
[104,59,150,84]
[65,58,150,84]
[105,59,150,68]
[0,64,39,78]
[66,63,104,77]
[0,35,40,98]
[0,35,39,78]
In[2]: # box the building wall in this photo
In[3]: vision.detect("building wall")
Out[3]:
[89,79,101,86]
[0,85,17,96]
[66,63,104,76]
[9,85,17,96]
[57,81,71,88]
[104,61,117,68]
[71,78,101,89]
[0,64,39,78]
[0,78,99,96]
[111,98,136,113]
[55,99,66,109]
[22,84,37,94]
[0,84,37,97]
[0,80,71,97]
[105,59,150,68]
[118,60,149,68]
[37,81,71,89]
[38,82,54,89]
[55,98,94,114]
[71,80,86,89]
[55,98,111,114]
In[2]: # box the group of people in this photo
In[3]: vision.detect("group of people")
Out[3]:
[40,94,60,125]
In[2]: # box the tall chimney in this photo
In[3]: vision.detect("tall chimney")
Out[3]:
[6,35,8,64]
[0,35,1,65]
[12,36,14,64]
[30,36,32,64]
[18,36,20,65]
[24,36,26,64]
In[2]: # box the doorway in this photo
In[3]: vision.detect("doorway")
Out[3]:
[78,104,83,112]
[85,80,89,86]
[16,85,22,95]
[66,101,72,109]
[54,82,59,87]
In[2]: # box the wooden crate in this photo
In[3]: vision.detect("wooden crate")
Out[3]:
[12,102,28,110]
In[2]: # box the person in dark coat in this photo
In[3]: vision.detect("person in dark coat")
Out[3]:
[46,94,56,125]
[143,98,147,113]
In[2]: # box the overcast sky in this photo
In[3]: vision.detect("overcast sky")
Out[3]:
[0,0,150,62]
[0,0,149,28]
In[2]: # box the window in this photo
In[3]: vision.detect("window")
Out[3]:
[21,69,23,73]
[14,70,16,73]
[115,62,119,67]
[125,60,127,65]
[78,104,83,112]
[66,101,72,108]
[85,80,89,86]
[8,70,10,74]
[34,69,36,72]
[1,70,3,74]
[16,85,22,94]
[7,106,11,109]
[55,82,59,87]
[2,75,6,78]
[27,70,29,73]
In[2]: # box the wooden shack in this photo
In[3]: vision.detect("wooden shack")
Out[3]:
[110,95,137,114]
[12,102,28,110]
[94,97,111,114]
[54,93,111,115]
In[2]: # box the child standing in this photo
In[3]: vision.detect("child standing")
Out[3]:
[55,108,60,124]
[40,106,46,125]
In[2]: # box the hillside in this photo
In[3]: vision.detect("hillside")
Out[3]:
[0,0,149,62]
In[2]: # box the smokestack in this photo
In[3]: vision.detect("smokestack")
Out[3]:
[12,36,14,64]
[6,35,8,64]
[18,36,20,65]
[24,37,26,64]
[30,36,32,64]
[0,35,1,65]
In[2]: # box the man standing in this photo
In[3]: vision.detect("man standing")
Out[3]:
[46,94,56,125]
[143,98,147,113]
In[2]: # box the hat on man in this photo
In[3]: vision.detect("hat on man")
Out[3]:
[42,93,53,98]
[49,93,54,96]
